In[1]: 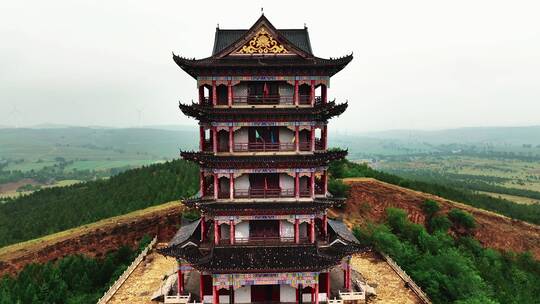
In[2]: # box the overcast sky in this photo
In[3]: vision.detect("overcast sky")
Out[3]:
[1,0,539,132]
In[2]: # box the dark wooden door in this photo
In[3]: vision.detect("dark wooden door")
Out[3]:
[251,285,280,302]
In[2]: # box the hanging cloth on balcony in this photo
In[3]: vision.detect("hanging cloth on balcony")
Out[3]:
[263,82,269,97]
[255,129,264,142]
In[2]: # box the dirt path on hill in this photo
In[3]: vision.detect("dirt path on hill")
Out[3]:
[108,249,177,304]
[352,252,422,304]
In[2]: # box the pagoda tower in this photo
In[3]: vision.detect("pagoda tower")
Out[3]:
[159,15,364,304]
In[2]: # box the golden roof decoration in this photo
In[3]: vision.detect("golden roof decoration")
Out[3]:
[235,28,289,54]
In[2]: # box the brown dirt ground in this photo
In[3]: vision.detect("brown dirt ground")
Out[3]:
[334,178,540,258]
[0,178,39,197]
[352,252,422,304]
[108,249,177,304]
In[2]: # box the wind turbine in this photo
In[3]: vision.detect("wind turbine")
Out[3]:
[135,106,144,128]
[8,104,21,128]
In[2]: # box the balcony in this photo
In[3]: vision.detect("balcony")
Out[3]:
[233,142,295,152]
[234,188,295,199]
[234,95,294,105]
[219,236,311,246]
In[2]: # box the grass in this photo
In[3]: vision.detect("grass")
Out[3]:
[65,159,163,171]
[380,155,540,194]
[479,191,540,205]
[0,179,83,199]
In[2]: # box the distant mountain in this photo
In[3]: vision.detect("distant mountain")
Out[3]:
[0,127,197,161]
[357,126,540,145]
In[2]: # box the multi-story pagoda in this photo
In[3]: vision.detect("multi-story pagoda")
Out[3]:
[159,15,364,304]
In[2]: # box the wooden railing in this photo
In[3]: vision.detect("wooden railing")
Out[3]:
[338,290,365,301]
[96,236,157,304]
[233,142,295,152]
[382,253,432,304]
[164,293,191,304]
[299,141,311,151]
[234,188,295,198]
[233,95,294,105]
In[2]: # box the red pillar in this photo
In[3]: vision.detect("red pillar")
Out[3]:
[228,126,234,153]
[310,172,315,198]
[229,173,234,200]
[295,172,300,199]
[323,170,328,195]
[212,127,217,154]
[229,219,235,245]
[227,80,232,107]
[213,173,218,200]
[322,84,327,103]
[200,171,205,197]
[323,214,328,237]
[199,86,204,103]
[213,285,219,304]
[310,218,315,243]
[200,274,205,302]
[294,80,299,105]
[326,272,331,299]
[310,126,315,151]
[177,261,184,295]
[295,126,300,152]
[214,220,219,245]
[310,80,315,106]
[343,268,347,290]
[212,80,217,106]
[345,259,351,290]
[314,282,319,304]
[199,126,204,151]
[310,286,314,304]
[323,125,328,150]
[294,218,300,243]
[201,216,206,242]
[229,285,234,304]
[296,285,299,304]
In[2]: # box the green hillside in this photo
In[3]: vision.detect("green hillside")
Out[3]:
[0,160,198,247]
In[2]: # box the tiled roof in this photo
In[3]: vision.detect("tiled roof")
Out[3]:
[213,29,313,55]
[328,219,360,244]
[180,150,347,170]
[178,100,348,122]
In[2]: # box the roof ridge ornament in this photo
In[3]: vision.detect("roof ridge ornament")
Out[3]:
[234,27,289,54]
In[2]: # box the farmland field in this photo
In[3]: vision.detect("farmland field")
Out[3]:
[378,154,540,205]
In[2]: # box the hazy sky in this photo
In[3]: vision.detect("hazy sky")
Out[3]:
[1,0,539,132]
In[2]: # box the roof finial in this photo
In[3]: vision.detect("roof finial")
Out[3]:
[261,7,264,15]
[216,23,219,29]
[304,23,307,29]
